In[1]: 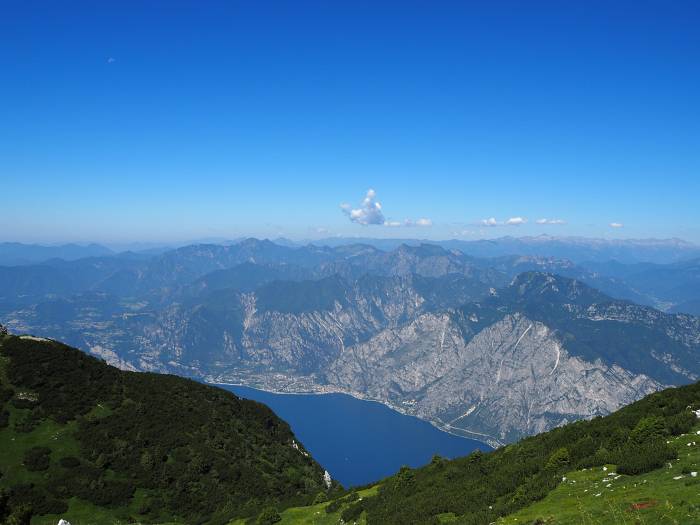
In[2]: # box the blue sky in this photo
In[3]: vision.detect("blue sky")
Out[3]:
[2,1,699,244]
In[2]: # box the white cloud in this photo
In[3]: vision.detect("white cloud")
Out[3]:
[609,222,624,228]
[403,218,433,227]
[107,57,116,64]
[536,218,566,225]
[479,216,528,227]
[340,189,431,228]
[480,217,500,227]
[340,189,385,225]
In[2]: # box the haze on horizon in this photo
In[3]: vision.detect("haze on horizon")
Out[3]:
[2,1,699,244]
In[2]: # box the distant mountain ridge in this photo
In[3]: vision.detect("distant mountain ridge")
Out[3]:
[312,235,700,264]
[2,238,700,445]
[0,242,113,266]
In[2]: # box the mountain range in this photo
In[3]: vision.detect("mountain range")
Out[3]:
[2,238,699,445]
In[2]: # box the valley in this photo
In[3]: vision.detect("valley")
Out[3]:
[2,239,699,446]
[224,385,486,487]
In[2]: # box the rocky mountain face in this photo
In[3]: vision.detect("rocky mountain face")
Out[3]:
[2,239,700,446]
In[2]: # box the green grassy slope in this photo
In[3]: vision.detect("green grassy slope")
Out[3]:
[497,427,700,525]
[229,486,379,525]
[0,334,336,525]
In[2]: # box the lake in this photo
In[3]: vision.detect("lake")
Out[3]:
[221,385,489,487]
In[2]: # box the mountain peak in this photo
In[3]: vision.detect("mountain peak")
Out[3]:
[509,271,610,305]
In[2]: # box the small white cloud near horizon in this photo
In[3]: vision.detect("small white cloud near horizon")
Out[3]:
[340,189,432,228]
[536,218,566,225]
[479,216,527,227]
[480,217,500,227]
[609,222,624,228]
[340,188,385,225]
[403,218,433,227]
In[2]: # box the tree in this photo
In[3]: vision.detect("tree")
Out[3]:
[0,489,9,521]
[0,324,8,336]
[5,505,32,525]
[630,416,666,446]
[395,466,415,488]
[256,506,281,525]
[545,447,570,472]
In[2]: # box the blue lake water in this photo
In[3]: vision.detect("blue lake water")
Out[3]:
[221,385,489,487]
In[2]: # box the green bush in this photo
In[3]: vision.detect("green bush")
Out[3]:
[341,500,366,522]
[23,447,51,472]
[5,504,32,525]
[59,456,80,469]
[255,506,281,525]
[629,416,666,445]
[544,447,570,472]
[666,411,696,435]
[617,440,677,475]
[325,497,343,514]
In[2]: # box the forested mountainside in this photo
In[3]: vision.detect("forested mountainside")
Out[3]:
[278,381,700,525]
[2,239,700,445]
[0,333,336,525]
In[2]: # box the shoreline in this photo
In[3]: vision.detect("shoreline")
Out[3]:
[209,380,502,449]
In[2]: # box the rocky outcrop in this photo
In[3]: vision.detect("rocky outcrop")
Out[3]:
[71,272,696,446]
[324,313,662,446]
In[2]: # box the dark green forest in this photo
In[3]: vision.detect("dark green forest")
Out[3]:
[0,333,336,525]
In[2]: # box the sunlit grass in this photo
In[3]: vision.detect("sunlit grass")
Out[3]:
[497,426,700,525]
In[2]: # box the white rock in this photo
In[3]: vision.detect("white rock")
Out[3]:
[58,520,72,525]
[323,470,332,489]
[691,472,698,477]
[673,476,683,480]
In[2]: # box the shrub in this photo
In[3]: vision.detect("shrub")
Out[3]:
[666,411,696,436]
[312,491,328,505]
[5,504,32,525]
[341,500,366,522]
[325,498,343,514]
[0,387,13,405]
[255,506,281,525]
[545,448,570,472]
[617,441,677,475]
[59,456,80,469]
[629,416,666,446]
[23,447,51,472]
